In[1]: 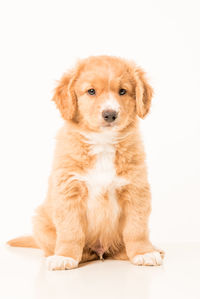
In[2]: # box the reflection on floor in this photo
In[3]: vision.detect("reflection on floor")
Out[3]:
[0,243,200,299]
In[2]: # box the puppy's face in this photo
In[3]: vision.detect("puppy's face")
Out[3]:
[53,56,153,131]
[75,61,136,131]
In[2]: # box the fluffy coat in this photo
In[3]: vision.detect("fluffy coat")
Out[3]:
[8,56,164,270]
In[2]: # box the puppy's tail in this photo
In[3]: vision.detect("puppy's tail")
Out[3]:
[7,236,39,249]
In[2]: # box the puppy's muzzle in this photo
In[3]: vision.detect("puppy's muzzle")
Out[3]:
[102,110,118,123]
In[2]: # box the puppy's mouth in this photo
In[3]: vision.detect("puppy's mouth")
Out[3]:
[101,122,118,128]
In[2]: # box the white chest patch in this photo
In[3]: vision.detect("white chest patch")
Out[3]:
[82,130,128,197]
[85,138,126,202]
[73,130,129,240]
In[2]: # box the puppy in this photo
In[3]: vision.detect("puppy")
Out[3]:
[8,56,164,270]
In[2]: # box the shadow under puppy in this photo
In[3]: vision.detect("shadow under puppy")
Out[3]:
[8,56,164,270]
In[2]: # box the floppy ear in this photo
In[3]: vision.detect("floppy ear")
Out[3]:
[134,67,154,119]
[52,70,77,120]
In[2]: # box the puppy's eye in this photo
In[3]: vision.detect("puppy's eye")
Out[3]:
[87,89,96,95]
[119,88,127,95]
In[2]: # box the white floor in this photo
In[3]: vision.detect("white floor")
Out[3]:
[0,243,200,299]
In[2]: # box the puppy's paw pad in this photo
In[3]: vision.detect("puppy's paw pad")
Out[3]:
[46,255,78,271]
[132,251,163,266]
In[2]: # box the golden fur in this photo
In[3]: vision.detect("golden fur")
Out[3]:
[8,56,164,269]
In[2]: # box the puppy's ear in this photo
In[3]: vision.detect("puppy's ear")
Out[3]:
[52,70,77,120]
[134,67,154,119]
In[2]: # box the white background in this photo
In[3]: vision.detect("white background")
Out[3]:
[0,0,200,245]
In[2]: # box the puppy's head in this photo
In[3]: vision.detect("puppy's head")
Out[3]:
[53,56,153,131]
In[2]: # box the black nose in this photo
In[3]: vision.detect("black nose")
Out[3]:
[102,110,118,123]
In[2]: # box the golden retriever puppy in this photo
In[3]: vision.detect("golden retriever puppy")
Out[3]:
[8,56,164,270]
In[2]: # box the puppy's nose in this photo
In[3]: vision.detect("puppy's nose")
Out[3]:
[102,110,118,123]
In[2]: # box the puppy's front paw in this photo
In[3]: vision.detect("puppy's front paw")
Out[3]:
[46,255,79,271]
[132,251,163,266]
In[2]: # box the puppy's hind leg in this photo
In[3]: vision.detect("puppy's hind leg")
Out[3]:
[33,205,56,257]
[112,247,129,261]
[80,247,99,264]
